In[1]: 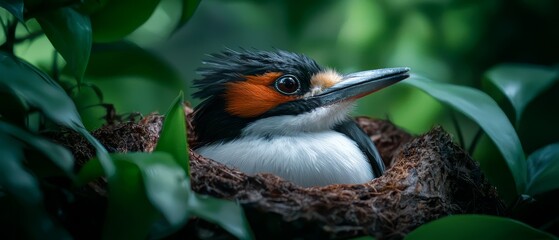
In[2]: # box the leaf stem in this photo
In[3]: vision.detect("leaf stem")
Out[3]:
[468,127,484,155]
[0,19,17,54]
[450,110,465,148]
[52,51,60,82]
[14,31,44,44]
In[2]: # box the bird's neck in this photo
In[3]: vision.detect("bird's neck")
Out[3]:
[192,98,253,147]
[193,99,354,146]
[240,102,354,137]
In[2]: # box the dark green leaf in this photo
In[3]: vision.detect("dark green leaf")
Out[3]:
[189,194,254,240]
[132,151,190,226]
[0,121,74,178]
[36,7,92,82]
[77,152,190,236]
[404,76,527,194]
[103,157,158,239]
[89,0,160,42]
[0,87,27,126]
[405,215,555,240]
[175,0,200,31]
[484,64,559,125]
[525,143,559,196]
[0,0,24,22]
[76,0,109,15]
[0,132,71,239]
[155,91,188,174]
[75,156,104,186]
[0,52,114,177]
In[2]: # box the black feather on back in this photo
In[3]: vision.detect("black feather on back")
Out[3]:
[192,49,324,147]
[334,120,385,177]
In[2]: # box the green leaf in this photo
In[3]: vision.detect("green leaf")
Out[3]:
[0,52,114,177]
[0,121,74,178]
[89,0,160,42]
[189,194,254,240]
[36,7,92,82]
[0,88,27,126]
[75,155,104,186]
[0,132,71,239]
[131,152,190,226]
[155,91,188,174]
[525,143,559,196]
[103,157,158,239]
[484,64,559,125]
[77,152,190,237]
[76,0,109,15]
[404,76,527,194]
[405,215,556,240]
[0,0,24,22]
[175,0,200,31]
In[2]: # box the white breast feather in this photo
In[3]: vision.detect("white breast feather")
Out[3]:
[195,132,373,187]
[195,102,374,187]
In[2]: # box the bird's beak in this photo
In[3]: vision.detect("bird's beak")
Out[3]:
[311,67,410,106]
[262,67,410,117]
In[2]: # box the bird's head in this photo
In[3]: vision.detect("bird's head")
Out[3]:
[192,49,409,146]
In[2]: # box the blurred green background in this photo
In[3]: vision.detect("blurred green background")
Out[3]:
[12,0,559,152]
[160,0,559,153]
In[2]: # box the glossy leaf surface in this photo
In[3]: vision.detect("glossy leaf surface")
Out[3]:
[405,215,555,240]
[89,0,160,42]
[36,7,92,82]
[155,91,188,174]
[0,0,24,22]
[484,64,558,124]
[404,76,526,194]
[0,52,114,176]
[525,143,559,196]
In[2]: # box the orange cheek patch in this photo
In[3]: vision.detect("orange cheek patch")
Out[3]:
[224,72,296,118]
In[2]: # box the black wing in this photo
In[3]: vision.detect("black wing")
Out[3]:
[334,119,385,178]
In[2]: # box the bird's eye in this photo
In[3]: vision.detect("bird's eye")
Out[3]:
[274,75,300,95]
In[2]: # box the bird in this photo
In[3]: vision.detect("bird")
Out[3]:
[192,49,409,187]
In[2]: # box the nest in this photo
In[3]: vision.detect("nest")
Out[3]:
[54,106,504,239]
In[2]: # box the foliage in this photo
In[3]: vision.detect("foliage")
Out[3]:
[0,0,253,239]
[404,76,527,195]
[403,65,559,237]
[406,215,556,240]
[76,93,253,239]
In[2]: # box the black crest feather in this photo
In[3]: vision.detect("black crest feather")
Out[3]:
[193,48,323,100]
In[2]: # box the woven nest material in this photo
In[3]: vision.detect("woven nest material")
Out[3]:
[54,105,504,239]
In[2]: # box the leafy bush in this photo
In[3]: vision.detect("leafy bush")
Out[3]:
[1,0,251,239]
